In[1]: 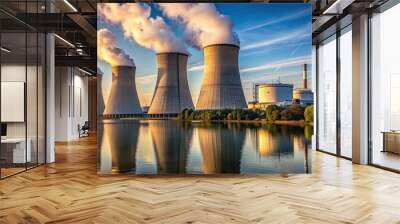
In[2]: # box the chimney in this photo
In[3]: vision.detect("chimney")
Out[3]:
[303,64,308,89]
[196,44,247,110]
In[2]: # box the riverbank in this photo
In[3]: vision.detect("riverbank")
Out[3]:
[105,117,313,127]
[190,119,313,127]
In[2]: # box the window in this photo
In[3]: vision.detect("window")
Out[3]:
[339,27,352,158]
[0,2,46,179]
[317,35,337,154]
[370,3,400,171]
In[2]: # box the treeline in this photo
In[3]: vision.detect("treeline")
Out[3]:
[177,104,314,123]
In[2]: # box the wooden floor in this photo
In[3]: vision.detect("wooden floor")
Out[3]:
[1,136,400,224]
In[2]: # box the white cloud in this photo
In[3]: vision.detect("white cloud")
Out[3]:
[242,70,303,83]
[188,64,204,72]
[241,29,310,51]
[136,74,157,84]
[240,56,311,73]
[239,9,310,33]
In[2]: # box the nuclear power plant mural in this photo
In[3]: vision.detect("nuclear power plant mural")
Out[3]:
[148,53,194,114]
[97,3,312,175]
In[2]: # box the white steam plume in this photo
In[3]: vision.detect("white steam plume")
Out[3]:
[97,28,134,67]
[98,3,187,54]
[158,3,239,48]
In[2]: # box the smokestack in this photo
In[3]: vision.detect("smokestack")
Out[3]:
[196,44,247,110]
[104,66,142,116]
[303,64,308,89]
[148,53,194,114]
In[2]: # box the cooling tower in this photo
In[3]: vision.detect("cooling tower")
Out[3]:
[148,53,194,114]
[196,44,247,110]
[97,71,105,116]
[104,66,142,116]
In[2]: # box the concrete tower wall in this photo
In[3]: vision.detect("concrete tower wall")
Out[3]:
[97,73,105,116]
[196,44,247,110]
[104,66,142,115]
[148,53,194,114]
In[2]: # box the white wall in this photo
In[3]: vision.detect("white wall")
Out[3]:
[54,66,89,141]
[1,65,36,138]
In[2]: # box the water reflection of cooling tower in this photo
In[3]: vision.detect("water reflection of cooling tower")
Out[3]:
[198,124,245,174]
[148,53,194,114]
[196,44,247,110]
[104,121,140,173]
[256,127,294,157]
[104,66,142,115]
[150,121,193,173]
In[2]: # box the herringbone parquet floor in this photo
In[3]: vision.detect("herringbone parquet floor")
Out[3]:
[1,135,400,224]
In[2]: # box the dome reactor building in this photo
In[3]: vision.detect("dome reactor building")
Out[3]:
[148,53,194,115]
[103,65,142,117]
[196,44,247,110]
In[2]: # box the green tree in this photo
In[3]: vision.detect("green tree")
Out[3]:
[184,108,193,120]
[304,105,314,123]
[235,109,242,121]
[265,105,281,121]
[227,113,233,120]
[280,104,305,120]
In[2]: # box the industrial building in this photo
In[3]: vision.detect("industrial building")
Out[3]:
[196,44,247,110]
[248,63,313,109]
[293,88,314,105]
[259,83,293,106]
[148,53,194,115]
[103,65,142,118]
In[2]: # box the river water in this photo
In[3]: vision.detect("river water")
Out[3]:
[98,120,313,175]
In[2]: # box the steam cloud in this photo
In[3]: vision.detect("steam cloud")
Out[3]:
[97,28,134,67]
[158,3,239,48]
[98,3,187,54]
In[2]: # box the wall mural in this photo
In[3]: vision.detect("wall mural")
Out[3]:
[97,3,313,175]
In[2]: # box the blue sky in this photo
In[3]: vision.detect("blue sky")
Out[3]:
[98,3,312,107]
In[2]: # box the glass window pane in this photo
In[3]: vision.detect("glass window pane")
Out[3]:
[340,28,352,158]
[1,30,28,177]
[38,33,46,165]
[27,31,38,169]
[317,36,337,154]
[371,4,400,171]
